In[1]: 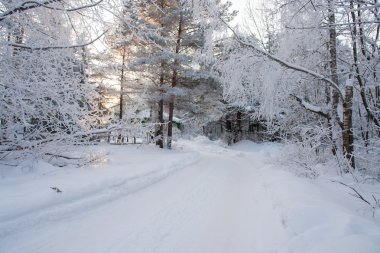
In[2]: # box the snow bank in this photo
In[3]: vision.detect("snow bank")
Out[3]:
[261,166,380,253]
[0,144,200,238]
[230,141,380,253]
[175,136,227,153]
[231,139,282,153]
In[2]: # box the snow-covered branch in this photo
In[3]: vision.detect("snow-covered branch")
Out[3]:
[7,30,108,50]
[38,0,104,12]
[0,1,60,21]
[0,0,104,21]
[291,94,330,119]
[222,21,344,100]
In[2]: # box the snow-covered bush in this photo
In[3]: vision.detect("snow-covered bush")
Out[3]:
[0,1,105,162]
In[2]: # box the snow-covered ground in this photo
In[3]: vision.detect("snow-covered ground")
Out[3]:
[1,138,379,253]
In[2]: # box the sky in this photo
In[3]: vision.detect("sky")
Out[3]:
[230,0,250,25]
[229,0,266,35]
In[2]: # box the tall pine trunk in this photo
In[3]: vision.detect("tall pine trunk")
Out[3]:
[117,47,127,144]
[167,12,183,149]
[119,47,126,121]
[156,67,164,148]
[156,0,166,149]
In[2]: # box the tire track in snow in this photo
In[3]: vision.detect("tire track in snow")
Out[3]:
[106,153,289,253]
[106,155,227,253]
[1,143,289,253]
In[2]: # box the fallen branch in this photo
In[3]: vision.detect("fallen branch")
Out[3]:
[50,187,62,193]
[45,153,82,160]
[332,180,380,217]
[333,180,371,205]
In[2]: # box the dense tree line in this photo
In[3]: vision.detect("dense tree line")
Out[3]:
[1,0,379,176]
[219,0,380,173]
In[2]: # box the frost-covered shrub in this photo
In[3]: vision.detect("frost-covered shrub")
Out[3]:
[0,1,104,161]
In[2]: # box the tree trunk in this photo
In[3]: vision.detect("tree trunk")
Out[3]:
[343,80,355,168]
[156,61,164,148]
[355,0,380,136]
[117,47,127,143]
[156,0,166,149]
[349,0,380,129]
[327,0,343,155]
[327,0,342,130]
[234,111,242,143]
[167,11,183,149]
[325,83,337,155]
[156,97,164,148]
[167,94,175,149]
[119,46,127,121]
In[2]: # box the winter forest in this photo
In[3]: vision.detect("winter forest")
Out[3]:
[1,0,380,252]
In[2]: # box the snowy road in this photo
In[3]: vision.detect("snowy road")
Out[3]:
[1,139,380,253]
